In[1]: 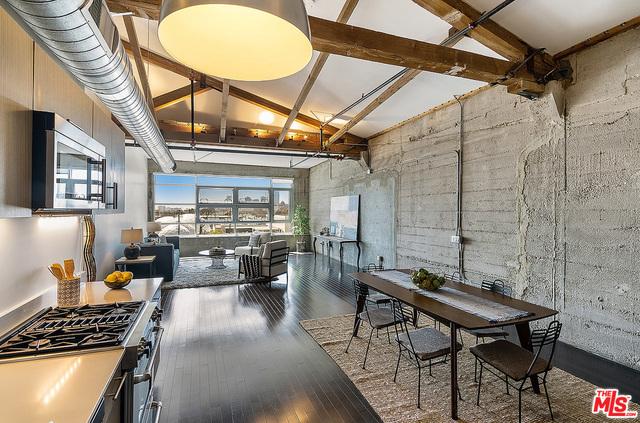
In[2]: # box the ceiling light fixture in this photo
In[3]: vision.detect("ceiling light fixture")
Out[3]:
[259,111,275,125]
[158,0,313,81]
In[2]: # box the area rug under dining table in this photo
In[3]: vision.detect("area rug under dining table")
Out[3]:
[300,314,629,422]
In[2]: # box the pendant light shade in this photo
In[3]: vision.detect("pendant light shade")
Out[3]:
[158,0,313,81]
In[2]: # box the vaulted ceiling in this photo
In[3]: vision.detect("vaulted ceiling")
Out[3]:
[108,0,640,167]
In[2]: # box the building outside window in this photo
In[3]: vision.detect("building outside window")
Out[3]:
[153,174,293,236]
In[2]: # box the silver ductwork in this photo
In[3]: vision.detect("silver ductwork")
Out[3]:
[1,0,176,173]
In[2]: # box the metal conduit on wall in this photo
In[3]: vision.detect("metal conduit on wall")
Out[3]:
[1,0,176,173]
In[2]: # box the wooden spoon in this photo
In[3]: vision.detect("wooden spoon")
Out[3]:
[49,264,65,280]
[63,259,75,279]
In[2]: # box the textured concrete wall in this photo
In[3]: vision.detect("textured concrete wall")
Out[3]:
[308,29,640,370]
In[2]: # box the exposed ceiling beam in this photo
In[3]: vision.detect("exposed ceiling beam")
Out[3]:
[108,0,160,19]
[122,15,155,117]
[158,122,364,158]
[326,69,421,146]
[308,16,533,85]
[411,0,556,77]
[276,0,360,146]
[219,79,230,143]
[153,82,211,111]
[120,40,365,145]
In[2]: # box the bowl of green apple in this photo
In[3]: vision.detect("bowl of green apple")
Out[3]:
[411,268,446,291]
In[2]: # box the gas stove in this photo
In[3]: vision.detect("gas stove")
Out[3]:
[0,302,144,360]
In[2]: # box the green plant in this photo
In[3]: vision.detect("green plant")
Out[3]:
[292,205,310,238]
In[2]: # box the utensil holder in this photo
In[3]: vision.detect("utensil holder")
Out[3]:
[57,277,81,307]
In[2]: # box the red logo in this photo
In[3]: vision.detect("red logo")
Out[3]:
[592,389,638,419]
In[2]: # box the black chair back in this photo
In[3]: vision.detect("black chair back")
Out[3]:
[527,320,562,377]
[391,299,416,350]
[363,263,384,272]
[481,279,513,297]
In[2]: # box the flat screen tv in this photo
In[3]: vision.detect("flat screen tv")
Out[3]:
[329,195,359,240]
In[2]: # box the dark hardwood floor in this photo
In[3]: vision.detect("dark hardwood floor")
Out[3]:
[154,254,382,423]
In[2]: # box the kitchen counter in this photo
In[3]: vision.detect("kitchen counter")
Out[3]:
[81,277,163,305]
[0,349,124,423]
[0,277,163,422]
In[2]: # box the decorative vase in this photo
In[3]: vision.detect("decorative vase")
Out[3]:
[296,240,306,253]
[81,216,96,282]
[124,243,141,259]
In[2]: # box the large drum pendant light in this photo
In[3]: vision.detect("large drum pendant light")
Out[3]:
[158,0,313,81]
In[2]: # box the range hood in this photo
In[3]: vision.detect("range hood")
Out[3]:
[2,0,176,173]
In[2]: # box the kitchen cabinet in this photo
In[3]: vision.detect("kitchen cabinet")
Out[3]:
[0,9,33,217]
[93,108,126,214]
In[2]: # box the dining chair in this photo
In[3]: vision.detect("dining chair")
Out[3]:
[471,320,562,423]
[466,279,513,380]
[361,263,392,306]
[345,281,403,369]
[390,299,463,408]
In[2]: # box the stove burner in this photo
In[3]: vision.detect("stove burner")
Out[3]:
[28,339,51,349]
[0,301,144,359]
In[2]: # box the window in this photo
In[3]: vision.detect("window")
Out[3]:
[153,174,293,236]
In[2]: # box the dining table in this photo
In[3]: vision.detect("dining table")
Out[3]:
[349,269,558,420]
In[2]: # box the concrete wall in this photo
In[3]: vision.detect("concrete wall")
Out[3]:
[309,28,640,370]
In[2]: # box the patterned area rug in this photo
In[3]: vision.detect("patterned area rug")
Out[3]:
[162,257,245,290]
[300,314,635,423]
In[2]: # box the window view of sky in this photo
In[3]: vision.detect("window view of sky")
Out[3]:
[153,174,293,236]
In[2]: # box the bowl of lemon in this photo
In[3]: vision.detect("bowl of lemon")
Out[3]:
[104,271,133,289]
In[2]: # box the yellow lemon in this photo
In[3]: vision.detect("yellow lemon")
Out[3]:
[105,274,118,283]
[123,271,133,281]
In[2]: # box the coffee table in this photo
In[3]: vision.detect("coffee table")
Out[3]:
[198,249,235,269]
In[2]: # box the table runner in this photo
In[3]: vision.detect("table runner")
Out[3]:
[370,270,531,323]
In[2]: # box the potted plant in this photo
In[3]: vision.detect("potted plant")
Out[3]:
[292,205,310,253]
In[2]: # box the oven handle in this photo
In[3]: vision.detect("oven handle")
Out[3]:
[105,373,128,400]
[150,401,163,423]
[133,326,164,384]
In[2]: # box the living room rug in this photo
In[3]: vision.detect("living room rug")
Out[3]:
[300,314,632,423]
[161,257,246,290]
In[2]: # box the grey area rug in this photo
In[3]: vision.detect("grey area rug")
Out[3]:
[300,314,635,423]
[162,257,245,290]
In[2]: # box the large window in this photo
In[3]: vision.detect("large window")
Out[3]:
[153,174,293,236]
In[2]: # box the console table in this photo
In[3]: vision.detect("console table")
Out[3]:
[313,235,361,270]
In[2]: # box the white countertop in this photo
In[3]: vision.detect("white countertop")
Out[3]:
[0,277,163,423]
[0,349,124,423]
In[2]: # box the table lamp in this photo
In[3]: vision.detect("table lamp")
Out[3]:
[121,228,143,259]
[147,222,162,243]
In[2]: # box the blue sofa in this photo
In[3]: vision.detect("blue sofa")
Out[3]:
[138,236,180,282]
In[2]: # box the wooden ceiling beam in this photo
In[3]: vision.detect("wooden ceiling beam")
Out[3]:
[411,0,556,77]
[153,82,211,111]
[120,40,365,145]
[276,0,360,146]
[219,79,230,143]
[123,15,156,117]
[308,16,532,85]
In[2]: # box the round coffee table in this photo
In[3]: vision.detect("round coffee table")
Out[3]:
[198,249,235,269]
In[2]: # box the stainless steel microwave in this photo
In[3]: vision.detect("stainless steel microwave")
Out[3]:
[32,111,107,213]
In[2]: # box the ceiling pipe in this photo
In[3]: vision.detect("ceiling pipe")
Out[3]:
[2,0,176,173]
[126,143,346,160]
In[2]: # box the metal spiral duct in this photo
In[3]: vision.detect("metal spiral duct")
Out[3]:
[2,0,176,173]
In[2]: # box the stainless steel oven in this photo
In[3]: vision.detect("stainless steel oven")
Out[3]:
[32,111,107,213]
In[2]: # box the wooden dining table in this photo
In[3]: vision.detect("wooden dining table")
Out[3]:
[350,270,558,420]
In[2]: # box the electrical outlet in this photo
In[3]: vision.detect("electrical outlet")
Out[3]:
[450,235,462,244]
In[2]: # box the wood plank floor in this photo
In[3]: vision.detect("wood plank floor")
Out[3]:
[154,254,382,423]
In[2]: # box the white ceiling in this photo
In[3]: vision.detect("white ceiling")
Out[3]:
[113,0,640,151]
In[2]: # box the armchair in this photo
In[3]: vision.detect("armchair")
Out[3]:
[238,240,289,285]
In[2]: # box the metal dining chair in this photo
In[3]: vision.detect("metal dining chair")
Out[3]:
[471,320,563,423]
[361,263,392,307]
[345,281,403,369]
[390,299,462,408]
[467,279,512,341]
